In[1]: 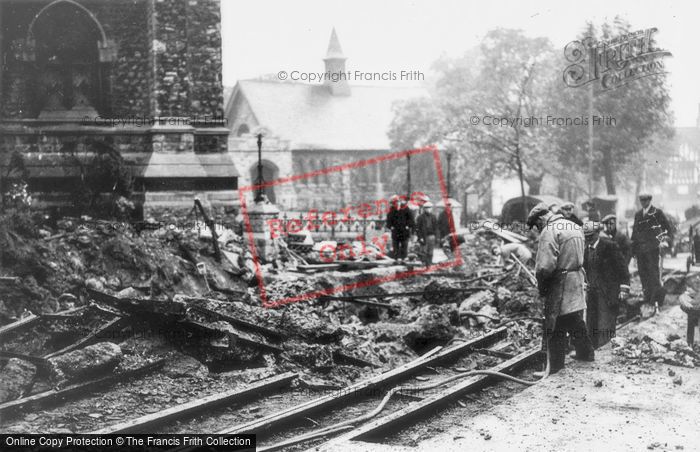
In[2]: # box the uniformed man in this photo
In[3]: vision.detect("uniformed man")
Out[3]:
[527,203,594,374]
[631,194,674,311]
[600,214,632,265]
[583,221,631,348]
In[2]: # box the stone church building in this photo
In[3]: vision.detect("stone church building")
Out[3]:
[225,29,427,211]
[0,0,236,217]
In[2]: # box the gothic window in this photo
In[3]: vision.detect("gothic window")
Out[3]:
[237,124,250,136]
[29,0,114,118]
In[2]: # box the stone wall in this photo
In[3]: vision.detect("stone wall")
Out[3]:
[0,0,151,118]
[152,0,223,118]
[0,0,231,214]
[1,0,224,120]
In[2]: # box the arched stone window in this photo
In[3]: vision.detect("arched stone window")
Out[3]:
[249,160,279,203]
[25,0,116,118]
[236,124,250,136]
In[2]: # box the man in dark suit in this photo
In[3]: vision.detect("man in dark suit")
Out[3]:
[386,195,414,262]
[601,214,632,266]
[583,221,630,348]
[416,202,439,265]
[631,194,673,311]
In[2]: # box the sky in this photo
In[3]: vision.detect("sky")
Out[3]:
[220,0,699,127]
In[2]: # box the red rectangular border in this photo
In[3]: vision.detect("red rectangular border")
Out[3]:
[238,145,463,308]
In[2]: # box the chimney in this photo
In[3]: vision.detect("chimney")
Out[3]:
[323,28,350,96]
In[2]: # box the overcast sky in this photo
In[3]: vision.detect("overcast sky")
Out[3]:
[221,0,699,127]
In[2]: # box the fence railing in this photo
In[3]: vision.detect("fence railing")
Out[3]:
[278,210,387,240]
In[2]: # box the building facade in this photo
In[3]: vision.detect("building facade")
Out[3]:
[225,29,427,211]
[0,0,236,217]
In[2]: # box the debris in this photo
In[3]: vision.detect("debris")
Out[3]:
[115,287,143,299]
[0,358,37,403]
[459,290,495,316]
[594,380,603,387]
[672,376,683,385]
[403,305,456,353]
[47,342,123,386]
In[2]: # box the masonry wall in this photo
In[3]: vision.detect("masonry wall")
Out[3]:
[0,0,151,118]
[1,0,224,120]
[0,0,231,214]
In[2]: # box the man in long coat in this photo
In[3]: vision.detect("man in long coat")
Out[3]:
[386,196,414,262]
[527,203,594,373]
[415,202,439,266]
[601,214,632,266]
[583,221,631,348]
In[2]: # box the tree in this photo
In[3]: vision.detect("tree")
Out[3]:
[389,30,563,217]
[554,19,674,195]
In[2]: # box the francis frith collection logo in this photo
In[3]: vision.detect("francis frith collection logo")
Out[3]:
[563,28,671,91]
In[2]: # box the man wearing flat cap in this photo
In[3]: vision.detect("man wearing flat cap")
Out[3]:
[527,203,593,373]
[560,201,583,227]
[583,221,631,348]
[631,193,674,312]
[601,214,632,266]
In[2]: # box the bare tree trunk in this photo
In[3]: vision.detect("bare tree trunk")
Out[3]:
[515,144,528,219]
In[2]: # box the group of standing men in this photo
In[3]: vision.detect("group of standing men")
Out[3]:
[528,194,673,373]
[385,195,453,265]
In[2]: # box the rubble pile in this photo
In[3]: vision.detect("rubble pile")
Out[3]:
[0,358,37,403]
[48,342,123,386]
[0,210,546,407]
[0,211,246,321]
[611,332,700,368]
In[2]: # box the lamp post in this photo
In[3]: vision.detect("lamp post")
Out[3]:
[406,154,411,196]
[446,151,452,198]
[255,133,264,203]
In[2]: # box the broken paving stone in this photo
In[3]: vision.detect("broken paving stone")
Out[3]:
[162,353,208,379]
[84,278,105,292]
[116,287,142,299]
[48,342,122,386]
[403,305,456,353]
[0,358,37,403]
[458,290,494,316]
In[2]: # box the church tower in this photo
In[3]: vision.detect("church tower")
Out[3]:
[323,28,350,96]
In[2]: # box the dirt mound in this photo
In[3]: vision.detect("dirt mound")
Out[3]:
[0,211,246,320]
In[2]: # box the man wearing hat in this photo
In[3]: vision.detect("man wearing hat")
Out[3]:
[631,194,674,311]
[386,195,414,262]
[527,203,594,373]
[560,202,583,226]
[416,201,439,265]
[601,214,632,265]
[583,221,631,348]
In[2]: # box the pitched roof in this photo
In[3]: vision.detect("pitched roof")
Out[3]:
[234,80,427,150]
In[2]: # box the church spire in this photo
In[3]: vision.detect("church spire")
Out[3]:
[325,27,346,60]
[323,27,350,96]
